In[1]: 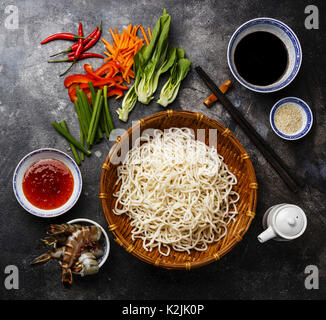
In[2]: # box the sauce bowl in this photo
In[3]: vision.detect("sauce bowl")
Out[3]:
[270,97,313,140]
[227,17,302,93]
[13,148,82,218]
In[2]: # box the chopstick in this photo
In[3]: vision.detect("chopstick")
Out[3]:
[195,66,301,193]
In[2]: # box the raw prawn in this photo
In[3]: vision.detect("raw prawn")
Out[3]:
[72,252,99,277]
[31,246,65,265]
[61,225,102,285]
[47,223,83,236]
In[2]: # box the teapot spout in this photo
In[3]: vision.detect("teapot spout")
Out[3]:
[257,226,277,243]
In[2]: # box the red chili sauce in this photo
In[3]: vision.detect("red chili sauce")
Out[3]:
[22,158,74,210]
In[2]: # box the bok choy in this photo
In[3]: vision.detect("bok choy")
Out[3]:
[157,48,191,107]
[135,9,173,104]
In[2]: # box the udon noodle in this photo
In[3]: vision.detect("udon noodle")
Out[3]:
[113,128,239,256]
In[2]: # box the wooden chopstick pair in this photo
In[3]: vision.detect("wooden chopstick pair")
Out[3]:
[195,66,301,193]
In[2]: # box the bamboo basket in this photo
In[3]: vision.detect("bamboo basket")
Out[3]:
[100,110,257,270]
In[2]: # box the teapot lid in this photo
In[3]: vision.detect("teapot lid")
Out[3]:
[274,204,307,239]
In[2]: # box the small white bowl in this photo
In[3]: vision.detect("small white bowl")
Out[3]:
[227,17,302,93]
[13,148,82,218]
[67,218,110,269]
[270,97,313,140]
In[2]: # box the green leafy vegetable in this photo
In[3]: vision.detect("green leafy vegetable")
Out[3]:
[157,48,191,107]
[117,84,137,122]
[135,9,173,104]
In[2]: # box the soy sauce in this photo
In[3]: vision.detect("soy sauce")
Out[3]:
[234,31,288,86]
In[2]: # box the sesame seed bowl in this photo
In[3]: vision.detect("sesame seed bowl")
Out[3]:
[270,97,313,140]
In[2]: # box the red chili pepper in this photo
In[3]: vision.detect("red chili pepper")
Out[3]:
[74,23,84,60]
[40,33,91,44]
[49,26,99,57]
[58,23,85,77]
[80,20,102,53]
[67,21,102,58]
[48,52,104,63]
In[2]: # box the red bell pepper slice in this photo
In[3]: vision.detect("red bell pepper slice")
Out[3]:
[83,64,103,81]
[94,61,119,77]
[64,74,94,88]
[68,84,78,102]
[78,78,128,90]
[108,88,124,99]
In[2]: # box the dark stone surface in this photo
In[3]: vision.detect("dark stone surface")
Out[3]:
[1,0,325,299]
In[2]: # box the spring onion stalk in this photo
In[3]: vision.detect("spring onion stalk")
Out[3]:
[88,81,96,104]
[87,90,103,146]
[76,87,91,131]
[52,121,91,156]
[74,100,90,148]
[103,85,115,132]
[77,87,103,141]
[80,125,85,161]
[157,48,191,107]
[59,121,81,165]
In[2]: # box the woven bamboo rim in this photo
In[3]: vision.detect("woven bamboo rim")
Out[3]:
[100,110,257,270]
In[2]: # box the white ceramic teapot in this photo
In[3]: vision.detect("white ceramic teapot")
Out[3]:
[257,204,307,243]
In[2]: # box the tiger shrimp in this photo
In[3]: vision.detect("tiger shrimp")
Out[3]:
[31,246,65,265]
[46,223,83,236]
[72,252,99,277]
[61,225,102,285]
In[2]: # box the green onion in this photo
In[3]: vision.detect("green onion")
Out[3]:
[80,125,85,161]
[76,87,91,133]
[74,100,88,145]
[87,90,103,146]
[103,85,115,132]
[52,121,91,156]
[78,86,103,141]
[88,81,96,104]
[59,120,81,165]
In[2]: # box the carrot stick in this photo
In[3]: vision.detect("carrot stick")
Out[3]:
[139,25,149,45]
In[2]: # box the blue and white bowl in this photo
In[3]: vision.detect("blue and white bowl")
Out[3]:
[13,148,82,218]
[227,17,302,93]
[270,97,313,140]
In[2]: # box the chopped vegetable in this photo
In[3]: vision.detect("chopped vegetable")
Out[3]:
[117,84,137,122]
[52,121,91,156]
[157,48,191,107]
[103,85,115,132]
[59,121,81,165]
[101,24,151,83]
[87,90,103,146]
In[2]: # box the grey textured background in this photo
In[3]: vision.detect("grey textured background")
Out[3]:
[1,0,325,299]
